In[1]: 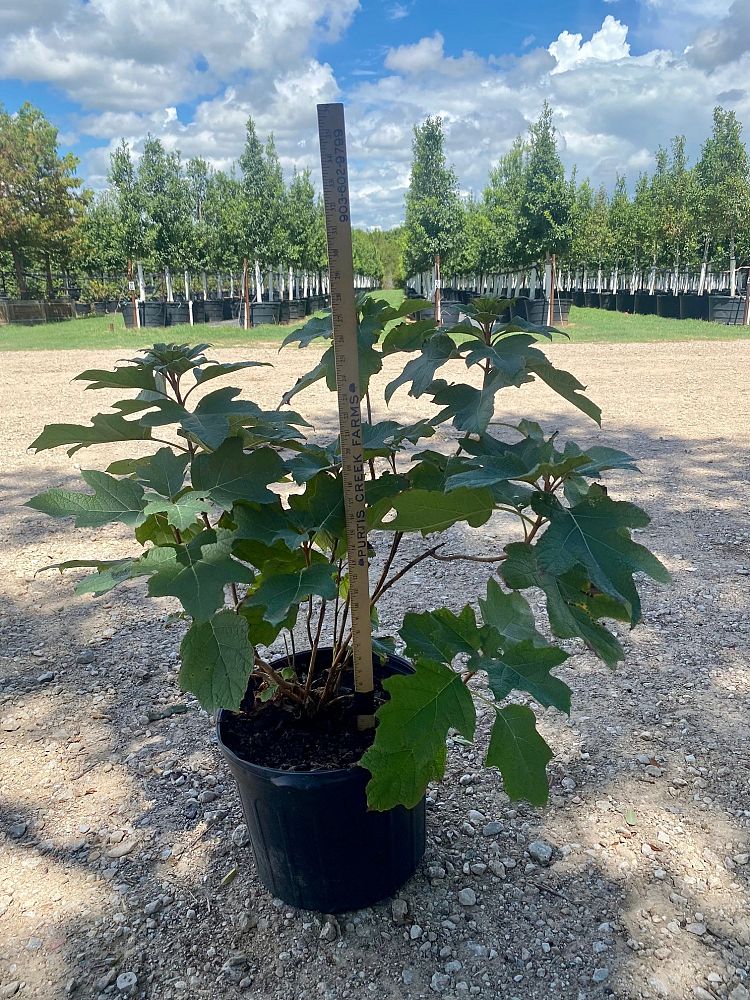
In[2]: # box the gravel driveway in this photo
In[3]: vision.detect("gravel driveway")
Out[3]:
[0,340,748,1000]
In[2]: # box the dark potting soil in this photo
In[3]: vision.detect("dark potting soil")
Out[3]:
[221,675,389,772]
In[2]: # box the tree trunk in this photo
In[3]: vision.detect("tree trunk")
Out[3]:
[165,267,174,302]
[729,235,737,297]
[44,256,54,300]
[137,261,146,301]
[543,254,552,305]
[12,249,28,298]
[202,270,209,300]
[243,258,252,329]
[184,271,193,326]
[697,236,710,296]
[229,273,234,298]
[254,260,262,301]
[434,253,442,326]
[268,268,274,300]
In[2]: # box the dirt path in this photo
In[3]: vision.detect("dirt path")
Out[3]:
[0,341,748,1000]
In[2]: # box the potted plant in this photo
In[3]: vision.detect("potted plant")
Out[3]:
[26,294,667,912]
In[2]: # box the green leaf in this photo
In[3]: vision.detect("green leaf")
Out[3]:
[191,438,285,511]
[384,333,458,403]
[575,446,639,477]
[479,578,547,646]
[132,448,190,498]
[193,361,271,385]
[247,563,337,624]
[143,491,213,531]
[26,471,146,528]
[179,610,254,711]
[146,530,254,620]
[502,542,628,665]
[476,642,570,713]
[39,558,136,596]
[532,487,670,623]
[400,606,480,663]
[176,387,263,450]
[282,327,383,404]
[231,499,304,549]
[428,371,509,435]
[372,487,494,534]
[136,512,200,546]
[29,412,152,456]
[524,354,602,425]
[238,602,298,648]
[381,318,436,356]
[286,444,338,484]
[362,659,476,810]
[287,472,345,541]
[486,704,553,805]
[281,313,332,348]
[74,365,158,392]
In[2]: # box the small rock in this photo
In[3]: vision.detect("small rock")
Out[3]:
[593,941,608,954]
[489,860,506,879]
[409,924,423,940]
[730,987,750,1000]
[469,862,487,875]
[445,960,462,974]
[592,968,609,984]
[402,969,414,986]
[8,822,27,839]
[107,840,136,859]
[467,809,485,825]
[733,853,749,866]
[693,989,715,1000]
[686,922,707,937]
[198,790,217,804]
[94,970,117,990]
[76,650,95,664]
[391,899,408,925]
[527,840,553,865]
[561,777,577,792]
[144,898,163,916]
[1,983,20,999]
[232,824,250,848]
[458,887,476,906]
[37,671,55,683]
[116,971,137,993]
[319,918,339,942]
[482,821,502,837]
[431,972,451,992]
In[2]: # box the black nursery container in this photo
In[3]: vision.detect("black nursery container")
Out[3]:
[615,291,634,313]
[166,302,189,326]
[584,291,601,309]
[510,297,529,321]
[680,294,709,321]
[572,289,586,308]
[634,292,657,315]
[204,300,225,324]
[141,301,167,327]
[656,294,680,319]
[217,650,427,913]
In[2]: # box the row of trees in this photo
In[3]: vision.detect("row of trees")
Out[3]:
[0,104,401,299]
[405,105,750,295]
[2,99,749,300]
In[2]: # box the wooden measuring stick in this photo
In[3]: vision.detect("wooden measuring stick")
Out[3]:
[316,103,374,725]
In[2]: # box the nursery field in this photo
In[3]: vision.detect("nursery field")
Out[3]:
[1,341,749,1000]
[1,301,749,351]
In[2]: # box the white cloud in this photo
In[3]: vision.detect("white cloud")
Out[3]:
[0,0,359,110]
[387,3,411,20]
[548,15,630,74]
[685,0,750,69]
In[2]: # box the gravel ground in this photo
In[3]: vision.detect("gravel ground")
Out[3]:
[0,341,748,1000]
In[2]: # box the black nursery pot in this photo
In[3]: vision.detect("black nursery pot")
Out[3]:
[217,650,427,913]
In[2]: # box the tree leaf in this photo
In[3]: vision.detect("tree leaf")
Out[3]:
[532,487,670,623]
[476,641,570,713]
[74,364,159,392]
[39,558,136,596]
[191,437,285,511]
[231,499,305,549]
[372,487,494,534]
[384,333,458,403]
[146,530,254,620]
[400,606,481,663]
[478,578,547,646]
[143,491,213,531]
[486,704,553,805]
[362,659,476,810]
[29,412,152,456]
[287,472,345,541]
[179,610,254,711]
[193,361,271,385]
[26,470,146,527]
[132,448,190,498]
[428,371,509,434]
[502,542,629,665]
[246,563,338,624]
[524,354,602,425]
[281,313,332,348]
[381,318,436,356]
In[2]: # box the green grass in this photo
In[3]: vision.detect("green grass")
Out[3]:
[1,297,747,351]
[563,305,750,343]
[0,313,295,352]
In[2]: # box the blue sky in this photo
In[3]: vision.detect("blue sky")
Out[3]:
[1,0,748,226]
